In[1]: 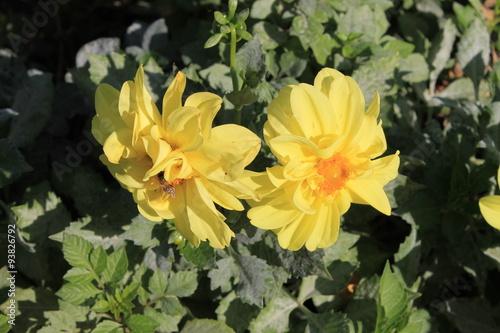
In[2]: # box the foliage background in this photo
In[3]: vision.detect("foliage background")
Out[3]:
[0,0,500,332]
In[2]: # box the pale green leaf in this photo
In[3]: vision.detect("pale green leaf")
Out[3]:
[166,270,198,297]
[125,314,160,333]
[62,234,93,270]
[180,319,235,333]
[101,247,128,283]
[248,288,297,333]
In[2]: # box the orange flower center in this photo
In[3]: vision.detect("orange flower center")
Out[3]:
[317,153,351,196]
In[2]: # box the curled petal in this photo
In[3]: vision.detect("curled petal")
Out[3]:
[162,71,186,122]
[185,92,223,139]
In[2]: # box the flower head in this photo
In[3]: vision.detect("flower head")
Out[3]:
[479,167,500,230]
[246,68,399,251]
[92,66,260,248]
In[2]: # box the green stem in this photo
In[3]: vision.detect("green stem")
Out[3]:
[229,24,239,92]
[229,23,243,125]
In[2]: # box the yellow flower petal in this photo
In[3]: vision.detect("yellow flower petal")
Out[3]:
[134,189,162,222]
[201,178,245,211]
[100,154,150,190]
[165,106,203,152]
[188,124,260,182]
[370,152,400,185]
[346,178,392,215]
[185,92,223,139]
[313,68,345,95]
[276,213,313,251]
[286,179,315,214]
[210,124,261,169]
[134,66,162,126]
[269,134,337,164]
[267,85,305,137]
[185,178,235,248]
[118,81,137,128]
[93,84,125,144]
[102,128,132,164]
[237,170,275,198]
[162,71,186,122]
[479,195,500,230]
[248,197,302,230]
[290,83,336,138]
[305,202,339,251]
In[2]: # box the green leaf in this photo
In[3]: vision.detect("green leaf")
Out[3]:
[252,21,287,50]
[456,18,490,98]
[56,282,101,305]
[123,283,141,302]
[205,33,223,49]
[121,215,162,249]
[91,320,122,333]
[217,292,260,333]
[279,49,308,78]
[62,234,93,270]
[159,296,186,317]
[214,11,227,25]
[310,33,337,65]
[63,267,94,284]
[180,319,235,333]
[141,18,170,56]
[323,231,360,265]
[144,307,182,333]
[290,15,324,51]
[92,299,111,313]
[125,314,160,333]
[199,64,232,92]
[428,18,457,93]
[0,138,32,188]
[13,182,71,244]
[209,257,239,293]
[226,86,259,107]
[399,309,432,333]
[352,52,399,105]
[400,53,430,83]
[90,246,108,275]
[277,246,331,279]
[166,270,198,297]
[101,247,128,283]
[248,288,297,333]
[345,275,379,332]
[235,35,266,88]
[307,312,351,333]
[42,311,77,332]
[75,37,121,68]
[394,224,421,286]
[0,315,11,333]
[251,0,274,19]
[179,241,216,268]
[236,255,278,308]
[375,262,410,333]
[149,268,169,296]
[382,38,415,57]
[87,52,137,90]
[337,5,389,43]
[7,72,54,147]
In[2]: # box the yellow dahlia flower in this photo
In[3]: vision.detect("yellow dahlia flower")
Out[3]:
[246,68,400,251]
[92,66,261,248]
[479,167,500,230]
